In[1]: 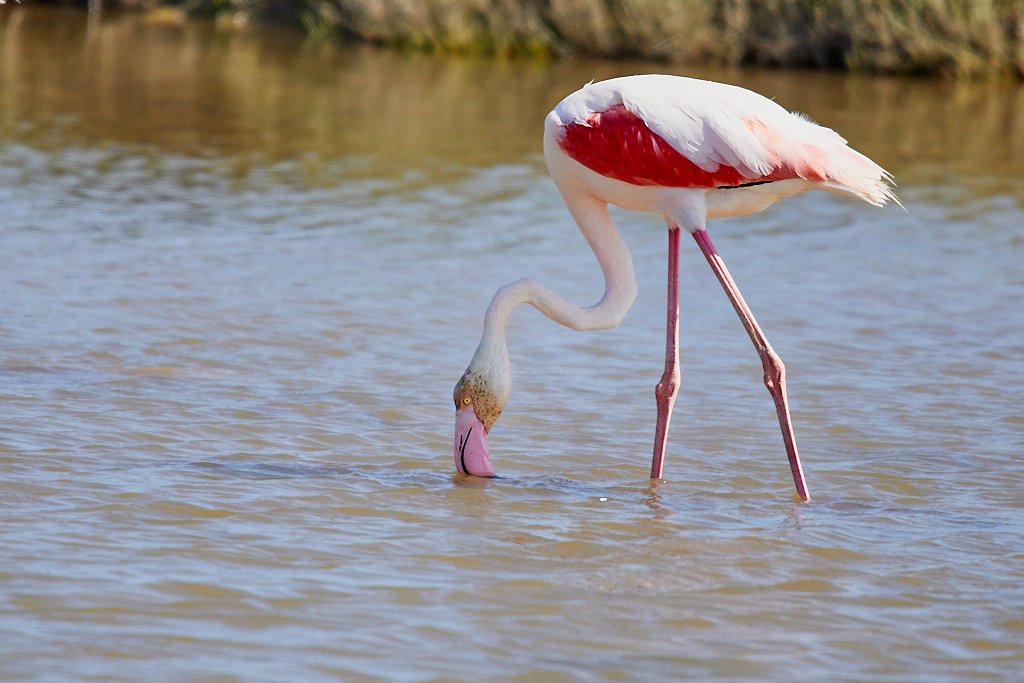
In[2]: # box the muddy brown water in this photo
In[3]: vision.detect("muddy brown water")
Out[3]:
[2,6,1023,682]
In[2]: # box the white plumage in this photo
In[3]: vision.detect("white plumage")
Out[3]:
[546,74,896,207]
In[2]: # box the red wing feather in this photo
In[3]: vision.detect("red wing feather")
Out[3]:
[558,106,800,189]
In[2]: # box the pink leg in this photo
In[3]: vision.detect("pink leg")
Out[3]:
[651,227,681,479]
[692,229,811,502]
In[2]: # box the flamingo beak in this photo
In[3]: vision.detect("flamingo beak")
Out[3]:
[454,405,495,477]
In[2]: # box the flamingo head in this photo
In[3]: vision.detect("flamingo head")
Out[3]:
[452,365,508,477]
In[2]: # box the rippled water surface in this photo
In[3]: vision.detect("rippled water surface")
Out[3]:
[2,6,1024,682]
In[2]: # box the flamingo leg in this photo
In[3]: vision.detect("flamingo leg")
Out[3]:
[651,227,681,479]
[692,229,811,502]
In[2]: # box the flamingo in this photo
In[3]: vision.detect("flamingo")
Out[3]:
[453,75,895,501]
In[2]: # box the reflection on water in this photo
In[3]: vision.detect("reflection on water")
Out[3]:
[3,6,1024,186]
[2,6,1023,682]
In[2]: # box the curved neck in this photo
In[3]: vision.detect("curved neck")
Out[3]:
[470,192,637,371]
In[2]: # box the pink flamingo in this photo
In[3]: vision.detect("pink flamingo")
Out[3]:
[454,75,895,500]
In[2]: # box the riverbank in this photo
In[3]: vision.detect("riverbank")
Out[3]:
[17,0,1024,76]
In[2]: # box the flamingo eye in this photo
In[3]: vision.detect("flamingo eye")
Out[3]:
[462,397,471,405]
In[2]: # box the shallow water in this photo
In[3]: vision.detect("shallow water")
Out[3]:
[2,6,1024,682]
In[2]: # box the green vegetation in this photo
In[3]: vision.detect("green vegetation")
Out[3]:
[92,0,1024,76]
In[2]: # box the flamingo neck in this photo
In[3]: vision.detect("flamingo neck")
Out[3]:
[468,191,637,379]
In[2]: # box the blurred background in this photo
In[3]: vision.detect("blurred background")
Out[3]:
[18,0,1024,74]
[1,4,1023,682]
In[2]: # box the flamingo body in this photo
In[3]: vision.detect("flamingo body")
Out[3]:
[454,75,895,500]
[548,75,893,207]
